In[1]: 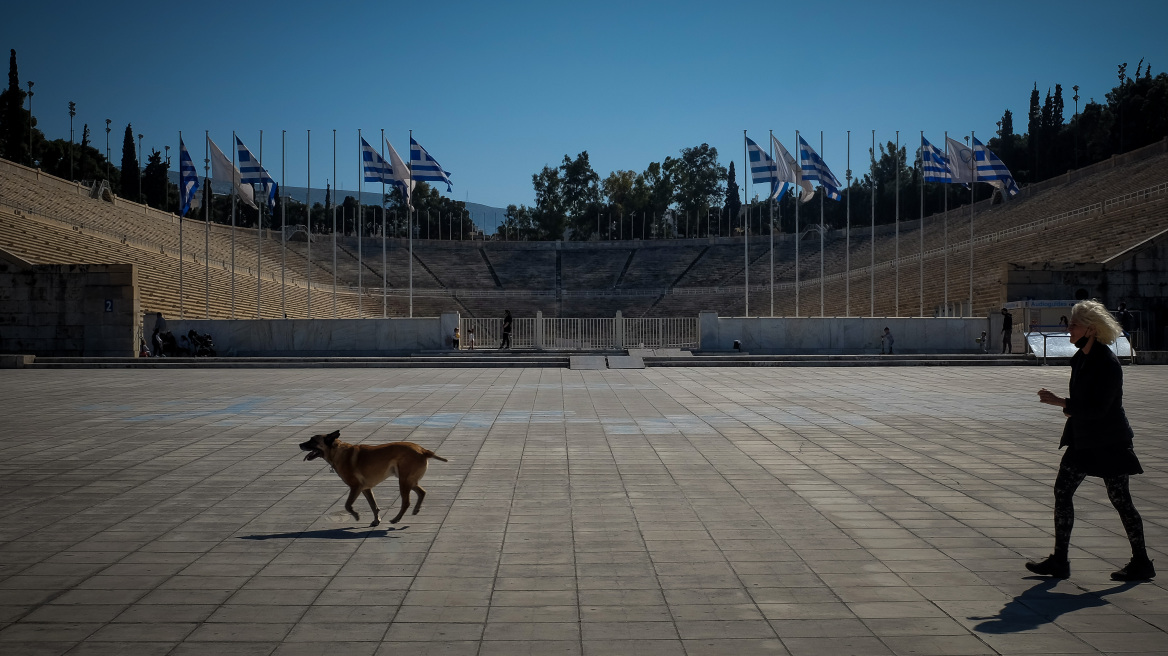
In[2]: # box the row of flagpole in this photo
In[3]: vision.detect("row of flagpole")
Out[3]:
[745,129,1019,318]
[176,131,452,320]
[173,126,1017,321]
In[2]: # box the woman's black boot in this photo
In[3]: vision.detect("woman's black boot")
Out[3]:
[1025,554,1070,578]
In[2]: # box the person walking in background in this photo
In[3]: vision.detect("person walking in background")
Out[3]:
[453,326,460,350]
[1027,300,1154,581]
[467,324,475,350]
[1001,307,1014,354]
[1116,302,1135,344]
[500,310,513,350]
[881,327,894,354]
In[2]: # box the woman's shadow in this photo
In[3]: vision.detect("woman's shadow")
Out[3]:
[972,578,1139,634]
[237,526,403,540]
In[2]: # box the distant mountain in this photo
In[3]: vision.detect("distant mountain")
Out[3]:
[167,171,507,233]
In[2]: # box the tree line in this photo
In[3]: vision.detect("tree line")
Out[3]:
[3,46,1166,241]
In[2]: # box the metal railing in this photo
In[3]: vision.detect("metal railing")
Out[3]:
[457,315,699,350]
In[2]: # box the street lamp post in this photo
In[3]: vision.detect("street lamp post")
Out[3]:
[1073,85,1081,168]
[26,81,33,166]
[164,145,170,212]
[68,102,76,180]
[105,119,111,181]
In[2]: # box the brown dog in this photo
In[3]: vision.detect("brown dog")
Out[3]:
[299,430,447,526]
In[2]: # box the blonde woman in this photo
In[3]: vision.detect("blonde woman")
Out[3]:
[1028,300,1153,581]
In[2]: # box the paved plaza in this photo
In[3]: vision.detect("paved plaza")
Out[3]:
[0,365,1165,655]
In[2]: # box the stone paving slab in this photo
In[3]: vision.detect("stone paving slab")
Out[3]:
[569,357,608,371]
[0,366,1165,655]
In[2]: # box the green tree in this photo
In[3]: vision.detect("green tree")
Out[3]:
[671,143,725,236]
[141,149,170,210]
[119,124,137,198]
[499,204,536,240]
[0,49,32,165]
[1027,83,1040,180]
[532,164,566,239]
[723,161,741,236]
[601,169,639,239]
[560,152,601,239]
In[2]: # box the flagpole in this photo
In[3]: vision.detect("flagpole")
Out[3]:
[231,130,237,319]
[281,129,286,318]
[204,131,210,319]
[408,129,414,318]
[819,131,825,317]
[306,129,312,319]
[894,130,900,318]
[257,130,263,319]
[357,129,363,320]
[870,129,875,317]
[381,129,387,319]
[742,130,748,317]
[943,130,948,313]
[919,131,924,317]
[332,129,337,319]
[969,131,975,316]
[768,129,774,317]
[846,130,851,317]
[178,131,184,320]
[795,129,800,317]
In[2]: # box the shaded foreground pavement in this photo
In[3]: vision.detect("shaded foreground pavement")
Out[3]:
[0,366,1165,655]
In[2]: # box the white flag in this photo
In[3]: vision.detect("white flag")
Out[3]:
[772,135,816,201]
[209,137,256,209]
[946,137,976,185]
[385,137,416,203]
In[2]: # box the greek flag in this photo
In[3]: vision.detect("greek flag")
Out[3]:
[921,136,952,183]
[746,136,782,200]
[797,135,842,200]
[179,137,200,216]
[410,137,453,192]
[361,137,392,184]
[235,136,278,212]
[973,137,1020,197]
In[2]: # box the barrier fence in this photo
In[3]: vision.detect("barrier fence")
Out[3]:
[458,315,699,350]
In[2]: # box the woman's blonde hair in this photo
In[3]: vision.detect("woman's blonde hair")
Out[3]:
[1071,300,1123,345]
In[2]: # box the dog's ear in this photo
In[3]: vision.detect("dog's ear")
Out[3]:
[325,431,340,444]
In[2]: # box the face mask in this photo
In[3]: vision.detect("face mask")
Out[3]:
[1075,336,1090,349]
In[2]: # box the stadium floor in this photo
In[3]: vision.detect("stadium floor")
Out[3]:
[1,366,1165,655]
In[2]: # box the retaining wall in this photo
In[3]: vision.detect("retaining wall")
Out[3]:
[0,260,139,356]
[148,312,459,356]
[699,312,990,354]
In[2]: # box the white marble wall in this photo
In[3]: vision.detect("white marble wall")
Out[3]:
[149,317,449,356]
[700,313,991,354]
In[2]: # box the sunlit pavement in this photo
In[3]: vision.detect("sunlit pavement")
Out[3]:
[1,366,1165,655]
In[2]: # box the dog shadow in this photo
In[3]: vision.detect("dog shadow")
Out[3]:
[237,526,406,541]
[971,578,1139,634]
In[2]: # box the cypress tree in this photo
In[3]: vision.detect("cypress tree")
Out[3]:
[120,124,136,197]
[1027,84,1041,180]
[724,161,741,235]
[0,49,30,164]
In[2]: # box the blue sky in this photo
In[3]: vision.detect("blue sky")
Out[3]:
[5,0,1167,211]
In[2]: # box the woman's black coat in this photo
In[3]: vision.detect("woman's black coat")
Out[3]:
[1059,342,1142,477]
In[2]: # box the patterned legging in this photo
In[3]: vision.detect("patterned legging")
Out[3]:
[1053,463,1146,558]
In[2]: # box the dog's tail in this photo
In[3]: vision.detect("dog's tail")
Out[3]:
[424,450,449,462]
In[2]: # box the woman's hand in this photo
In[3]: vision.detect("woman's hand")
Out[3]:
[1038,388,1067,408]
